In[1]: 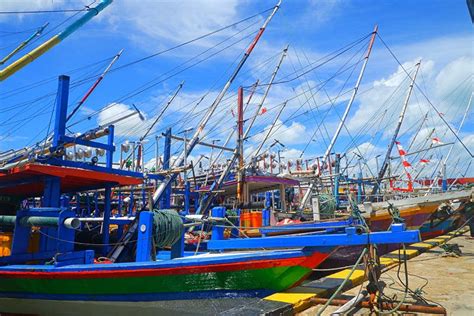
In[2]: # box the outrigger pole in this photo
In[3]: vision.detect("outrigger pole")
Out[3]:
[120,82,184,169]
[371,61,421,197]
[67,49,124,122]
[197,46,288,214]
[150,0,282,206]
[109,0,282,261]
[428,92,472,192]
[300,25,378,209]
[243,46,289,143]
[253,100,288,158]
[0,0,113,81]
[209,45,288,167]
[208,79,259,169]
[0,22,49,65]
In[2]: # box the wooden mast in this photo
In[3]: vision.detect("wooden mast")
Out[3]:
[300,25,378,209]
[371,61,421,197]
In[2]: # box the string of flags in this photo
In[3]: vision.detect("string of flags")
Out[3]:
[391,141,413,192]
[231,107,267,117]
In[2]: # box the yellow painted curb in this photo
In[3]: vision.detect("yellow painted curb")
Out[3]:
[329,269,366,283]
[388,248,419,259]
[265,292,315,304]
[380,257,398,265]
[427,237,448,243]
[409,242,432,248]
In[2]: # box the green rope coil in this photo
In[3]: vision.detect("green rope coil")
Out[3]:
[151,209,184,248]
[318,194,336,216]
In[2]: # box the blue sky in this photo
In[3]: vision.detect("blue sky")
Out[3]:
[1,0,472,178]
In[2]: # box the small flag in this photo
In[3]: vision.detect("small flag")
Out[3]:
[420,159,430,164]
[260,107,267,115]
[402,160,412,167]
[432,137,443,145]
[395,141,407,156]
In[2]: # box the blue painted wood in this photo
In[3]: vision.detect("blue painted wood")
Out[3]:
[1,249,312,272]
[7,207,79,263]
[102,184,112,255]
[41,177,61,253]
[160,128,172,209]
[211,207,225,241]
[0,251,58,265]
[136,211,153,262]
[0,176,44,189]
[53,250,94,267]
[259,219,353,234]
[57,209,76,253]
[52,75,69,149]
[60,136,114,151]
[208,224,420,250]
[170,232,184,259]
[106,125,114,169]
[44,157,164,180]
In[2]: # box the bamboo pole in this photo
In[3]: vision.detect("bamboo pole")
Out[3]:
[300,25,378,209]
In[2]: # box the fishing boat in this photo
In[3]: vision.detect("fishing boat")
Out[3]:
[0,70,419,315]
[2,1,471,314]
[0,248,332,301]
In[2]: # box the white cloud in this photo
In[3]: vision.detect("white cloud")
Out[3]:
[296,0,346,28]
[100,0,243,52]
[435,56,472,103]
[252,119,309,146]
[0,0,71,21]
[280,148,303,160]
[97,102,148,137]
[347,54,472,139]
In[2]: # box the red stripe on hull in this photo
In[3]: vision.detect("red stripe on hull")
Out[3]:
[0,251,329,280]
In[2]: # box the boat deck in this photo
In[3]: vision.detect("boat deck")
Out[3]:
[1,229,469,315]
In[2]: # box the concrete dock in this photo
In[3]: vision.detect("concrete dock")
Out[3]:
[1,230,471,315]
[301,231,474,315]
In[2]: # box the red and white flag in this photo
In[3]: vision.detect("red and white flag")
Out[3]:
[260,107,267,115]
[402,160,412,167]
[419,159,430,165]
[395,141,407,157]
[391,140,414,192]
[432,137,443,145]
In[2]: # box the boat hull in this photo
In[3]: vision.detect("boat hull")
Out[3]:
[316,204,438,270]
[0,248,332,302]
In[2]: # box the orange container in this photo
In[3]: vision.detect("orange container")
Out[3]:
[0,231,40,256]
[240,211,251,228]
[250,211,262,228]
[0,233,13,256]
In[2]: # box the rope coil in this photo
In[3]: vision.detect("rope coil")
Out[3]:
[151,209,184,248]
